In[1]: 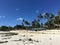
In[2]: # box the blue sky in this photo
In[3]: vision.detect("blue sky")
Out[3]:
[0,0,60,26]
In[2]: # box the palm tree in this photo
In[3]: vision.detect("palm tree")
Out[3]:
[50,14,55,28]
[50,14,55,23]
[32,19,40,28]
[45,13,50,20]
[38,13,43,22]
[45,13,55,29]
[24,21,30,26]
[22,19,30,29]
[45,13,50,29]
[50,14,55,19]
[55,10,60,24]
[58,10,60,16]
[38,13,43,27]
[32,20,37,28]
[0,26,9,31]
[55,16,60,24]
[54,10,60,28]
[24,20,30,30]
[14,25,22,30]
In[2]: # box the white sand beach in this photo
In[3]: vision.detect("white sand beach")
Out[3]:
[0,30,60,45]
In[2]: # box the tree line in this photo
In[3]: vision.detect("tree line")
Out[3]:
[0,10,60,31]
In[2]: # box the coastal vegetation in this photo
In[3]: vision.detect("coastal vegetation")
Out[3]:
[0,10,60,31]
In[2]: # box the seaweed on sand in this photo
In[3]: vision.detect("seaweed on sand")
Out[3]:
[0,41,8,44]
[2,37,12,40]
[4,33,18,36]
[28,38,33,41]
[12,39,22,41]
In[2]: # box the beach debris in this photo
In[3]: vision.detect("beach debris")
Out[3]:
[0,33,18,37]
[33,39,40,43]
[27,38,33,43]
[2,37,12,40]
[23,35,25,37]
[23,40,25,42]
[28,38,33,41]
[19,39,22,41]
[0,41,8,44]
[2,38,8,40]
[49,38,52,40]
[4,33,18,36]
[35,40,39,42]
[12,39,22,41]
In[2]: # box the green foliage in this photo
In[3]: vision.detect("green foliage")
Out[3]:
[58,10,60,16]
[55,16,60,24]
[1,10,60,30]
[14,25,22,30]
[44,20,55,29]
[24,21,30,25]
[45,13,50,19]
[50,14,55,19]
[22,19,30,29]
[0,26,9,31]
[38,13,43,19]
[44,13,55,29]
[37,13,43,27]
[38,13,43,23]
[32,19,40,28]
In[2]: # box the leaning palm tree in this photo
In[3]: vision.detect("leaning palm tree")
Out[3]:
[32,19,40,28]
[50,14,55,23]
[24,21,30,26]
[38,13,43,22]
[50,14,55,28]
[38,13,43,27]
[32,19,37,28]
[23,19,30,30]
[45,13,55,29]
[45,13,50,20]
[45,13,50,29]
[55,16,60,24]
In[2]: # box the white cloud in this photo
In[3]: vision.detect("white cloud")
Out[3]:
[17,18,23,21]
[16,8,20,11]
[0,16,6,18]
